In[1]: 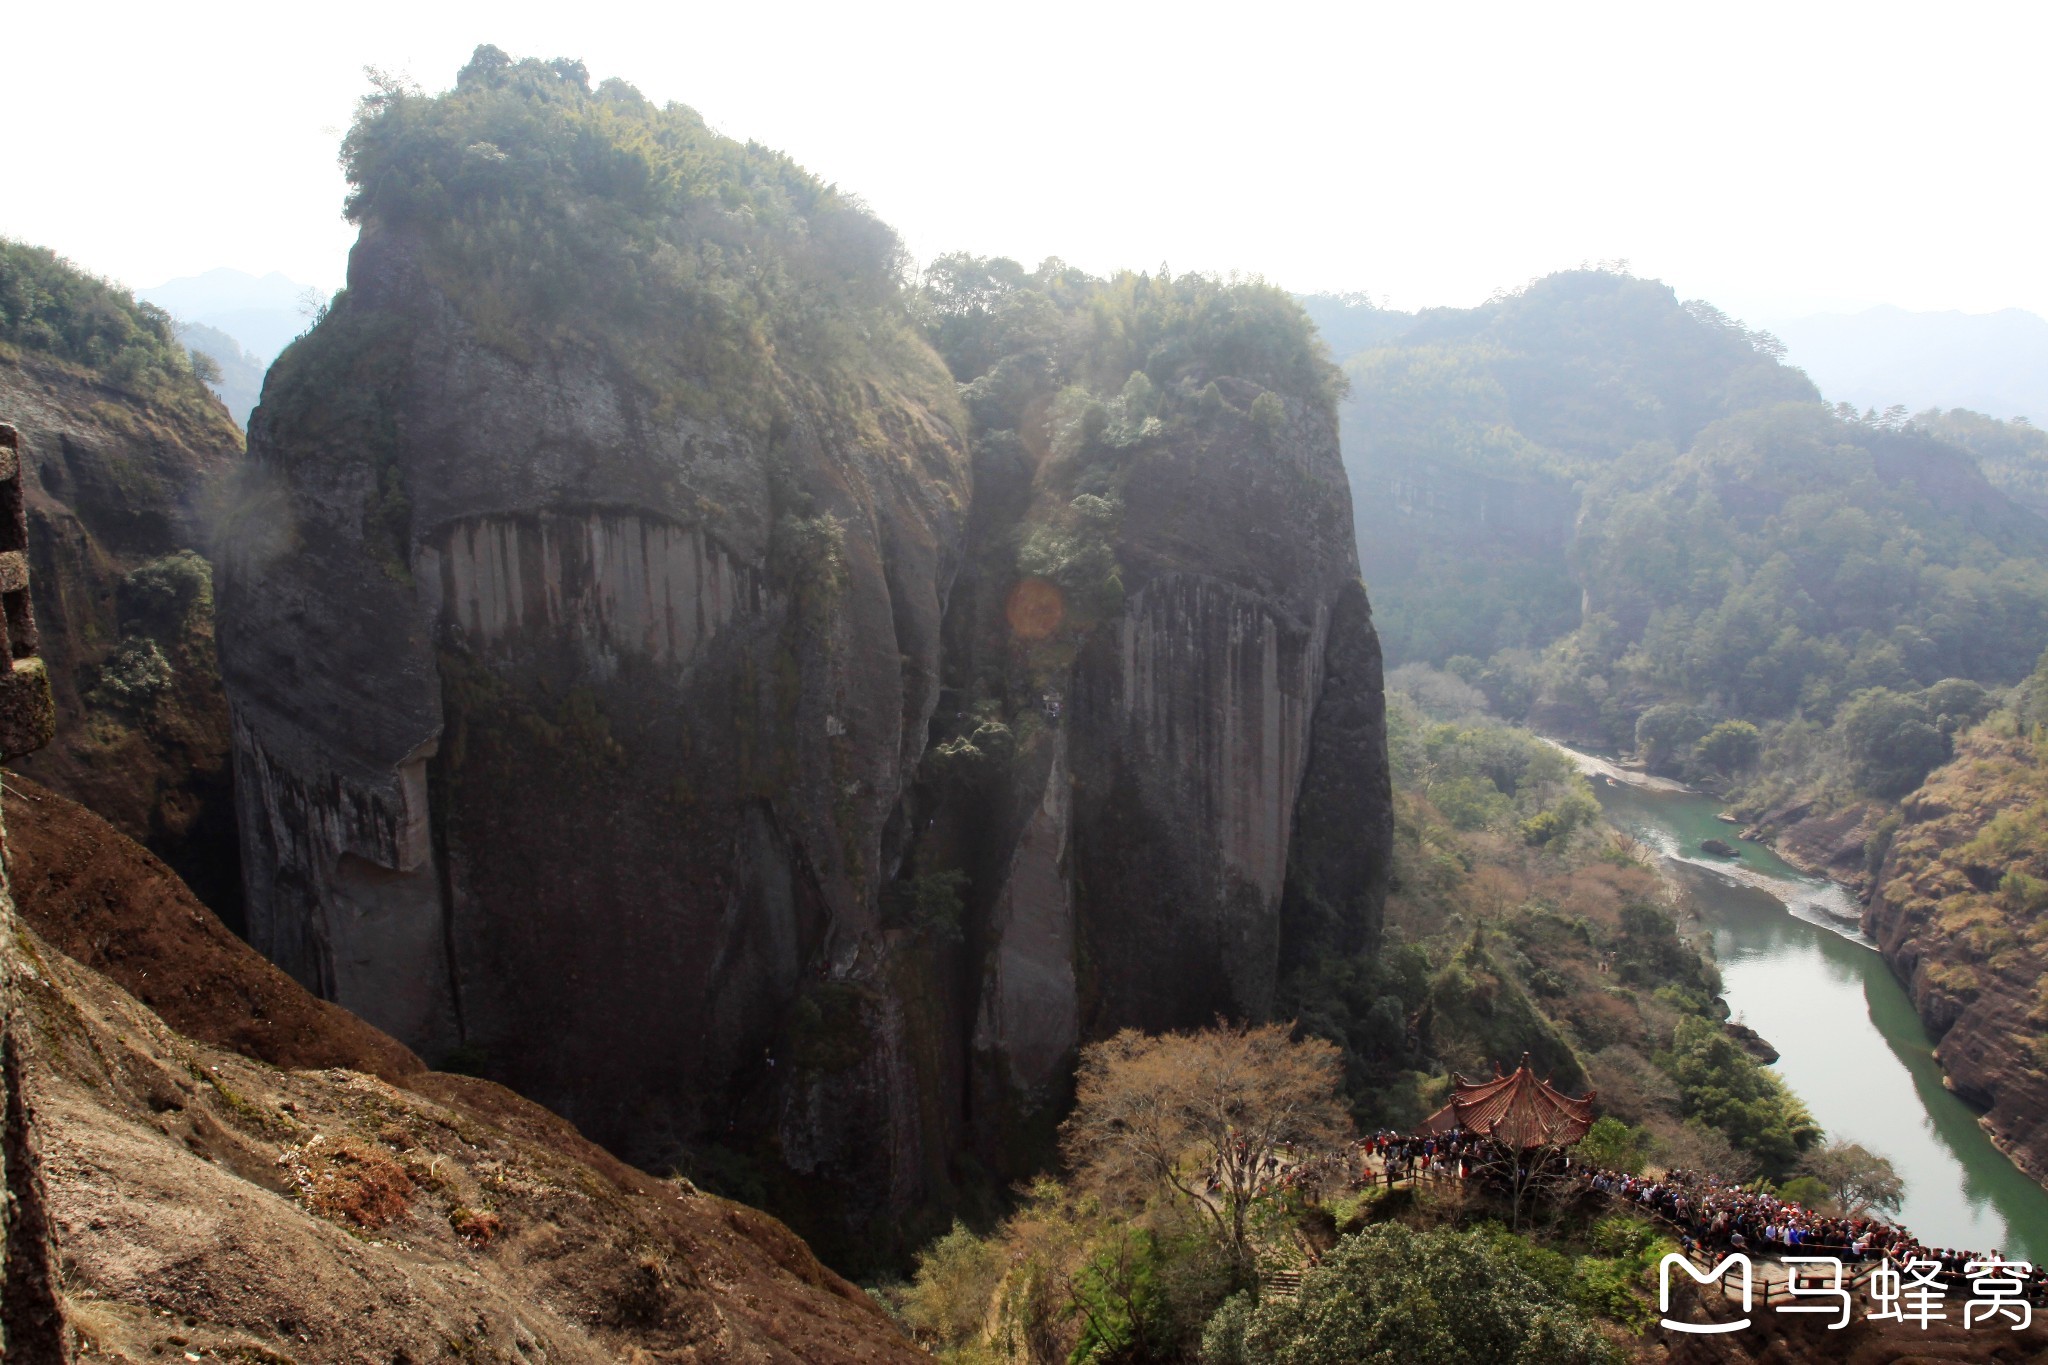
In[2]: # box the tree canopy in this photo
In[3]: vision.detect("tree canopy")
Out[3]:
[918,253,1345,413]
[1207,1223,1621,1365]
[307,46,941,438]
[1060,1023,1349,1268]
[0,238,221,412]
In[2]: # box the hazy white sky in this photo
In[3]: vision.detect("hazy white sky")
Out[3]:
[6,0,2043,323]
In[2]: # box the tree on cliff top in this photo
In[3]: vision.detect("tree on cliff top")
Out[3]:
[312,46,943,437]
[1799,1140,1904,1217]
[917,253,1345,411]
[1060,1023,1349,1268]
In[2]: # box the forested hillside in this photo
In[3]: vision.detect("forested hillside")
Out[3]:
[1340,269,2048,845]
[1340,271,1816,669]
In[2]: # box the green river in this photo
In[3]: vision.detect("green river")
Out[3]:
[1557,744,2048,1263]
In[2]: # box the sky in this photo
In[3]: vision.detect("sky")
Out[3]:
[6,0,2044,325]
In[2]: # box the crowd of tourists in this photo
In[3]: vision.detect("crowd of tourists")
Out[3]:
[1588,1167,1899,1257]
[1583,1164,2046,1299]
[1344,1129,2046,1300]
[1209,1124,2044,1305]
[1357,1129,1486,1182]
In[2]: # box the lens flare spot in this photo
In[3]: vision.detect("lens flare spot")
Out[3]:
[1005,577,1065,642]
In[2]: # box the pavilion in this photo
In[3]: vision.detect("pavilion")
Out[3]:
[1422,1054,1596,1149]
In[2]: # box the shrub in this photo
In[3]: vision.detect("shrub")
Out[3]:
[1221,1224,1621,1365]
[902,1221,1001,1350]
[1836,688,1951,796]
[1578,1117,1650,1175]
[89,637,174,708]
[1695,719,1762,774]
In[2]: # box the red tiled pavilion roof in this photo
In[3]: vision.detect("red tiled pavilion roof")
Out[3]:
[1423,1054,1596,1148]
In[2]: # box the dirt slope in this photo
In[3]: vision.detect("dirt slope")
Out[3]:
[3,773,419,1082]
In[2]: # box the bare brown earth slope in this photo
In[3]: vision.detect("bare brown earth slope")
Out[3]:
[0,777,921,1362]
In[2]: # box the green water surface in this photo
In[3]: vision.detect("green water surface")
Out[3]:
[1581,761,2048,1263]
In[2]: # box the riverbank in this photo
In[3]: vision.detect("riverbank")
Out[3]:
[1549,738,2048,1262]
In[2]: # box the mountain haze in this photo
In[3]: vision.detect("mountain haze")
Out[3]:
[138,266,316,365]
[1773,304,2048,422]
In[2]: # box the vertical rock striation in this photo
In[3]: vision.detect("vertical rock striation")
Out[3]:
[1067,395,1386,1037]
[218,60,972,1250]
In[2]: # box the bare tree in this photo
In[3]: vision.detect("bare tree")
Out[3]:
[1468,1136,1583,1232]
[1060,1023,1350,1268]
[1801,1140,1905,1217]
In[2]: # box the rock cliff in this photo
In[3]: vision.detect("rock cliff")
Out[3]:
[219,57,1392,1258]
[905,261,1393,1178]
[1864,728,2048,1185]
[220,56,969,1237]
[0,246,243,922]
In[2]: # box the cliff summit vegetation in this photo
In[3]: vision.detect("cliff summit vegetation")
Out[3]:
[271,45,950,444]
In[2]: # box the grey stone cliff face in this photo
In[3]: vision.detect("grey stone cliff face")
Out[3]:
[930,386,1393,1170]
[1066,393,1387,1037]
[221,223,970,1199]
[221,226,1394,1245]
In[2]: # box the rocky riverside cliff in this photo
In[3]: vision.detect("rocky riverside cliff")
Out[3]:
[1864,727,2048,1184]
[0,243,244,921]
[216,55,1392,1258]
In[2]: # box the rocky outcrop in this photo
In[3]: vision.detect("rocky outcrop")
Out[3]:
[1,897,66,1362]
[220,209,969,1220]
[1864,730,2048,1185]
[218,60,1394,1254]
[0,353,241,921]
[1737,796,1888,895]
[905,338,1393,1178]
[1066,397,1388,1036]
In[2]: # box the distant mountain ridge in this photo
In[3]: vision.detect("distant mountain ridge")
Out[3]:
[1772,304,2048,423]
[138,265,318,365]
[174,319,264,426]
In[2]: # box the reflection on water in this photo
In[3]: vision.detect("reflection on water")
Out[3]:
[1572,758,2048,1264]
